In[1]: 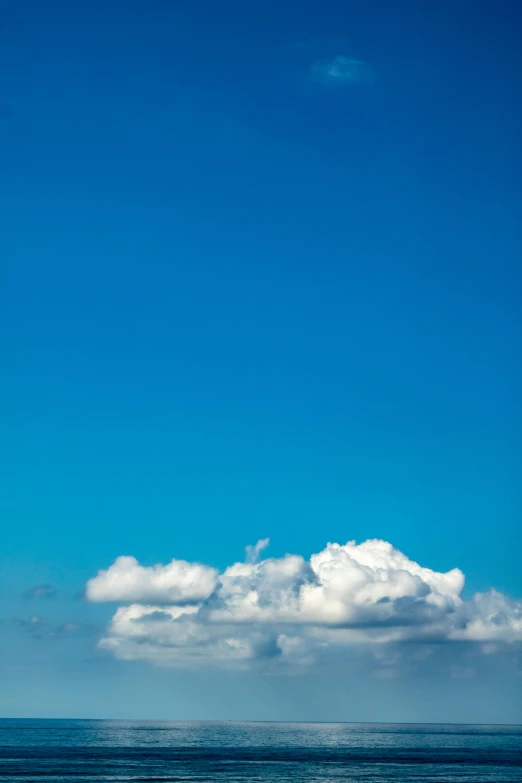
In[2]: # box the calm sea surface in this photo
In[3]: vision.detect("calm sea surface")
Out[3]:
[0,720,521,782]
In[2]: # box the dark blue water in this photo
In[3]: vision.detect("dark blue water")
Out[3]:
[0,720,521,782]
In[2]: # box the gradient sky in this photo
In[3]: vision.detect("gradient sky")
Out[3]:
[1,0,521,722]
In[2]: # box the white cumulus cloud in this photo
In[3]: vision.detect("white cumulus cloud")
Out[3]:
[86,539,522,670]
[86,555,218,604]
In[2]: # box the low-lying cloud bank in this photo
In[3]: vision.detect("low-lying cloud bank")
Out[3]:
[86,539,522,669]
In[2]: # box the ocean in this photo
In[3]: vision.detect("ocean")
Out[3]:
[0,720,521,782]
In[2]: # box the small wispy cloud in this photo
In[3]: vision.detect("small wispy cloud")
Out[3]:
[25,583,57,600]
[245,538,270,564]
[57,622,81,634]
[310,55,375,86]
[451,665,475,679]
[13,615,91,640]
[13,614,46,632]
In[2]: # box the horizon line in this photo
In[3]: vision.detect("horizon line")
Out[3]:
[1,718,521,727]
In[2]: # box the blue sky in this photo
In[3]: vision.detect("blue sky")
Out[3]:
[1,0,521,721]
